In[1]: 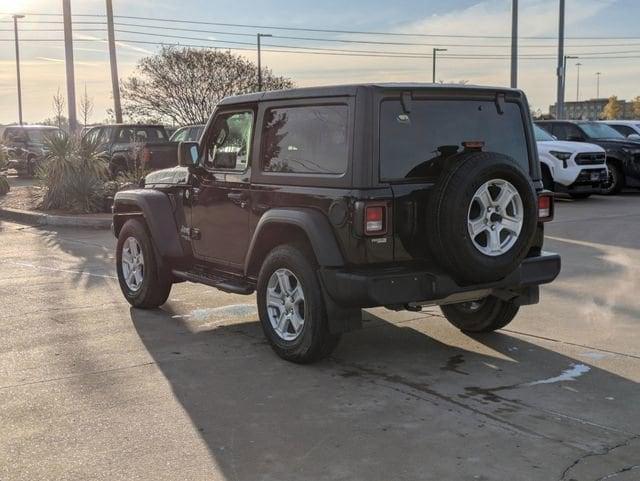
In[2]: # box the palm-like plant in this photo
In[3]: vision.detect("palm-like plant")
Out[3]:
[39,132,109,213]
[0,141,10,196]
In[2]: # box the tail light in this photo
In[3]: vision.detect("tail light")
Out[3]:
[538,193,554,222]
[142,147,151,165]
[364,204,387,235]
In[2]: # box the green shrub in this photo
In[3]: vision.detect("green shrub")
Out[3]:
[0,174,9,196]
[38,133,108,213]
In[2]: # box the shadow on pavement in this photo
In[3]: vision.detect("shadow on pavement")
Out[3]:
[130,304,639,480]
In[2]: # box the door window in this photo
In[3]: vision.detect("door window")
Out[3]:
[261,105,349,174]
[169,127,189,142]
[205,111,254,171]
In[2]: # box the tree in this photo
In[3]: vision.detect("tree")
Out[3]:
[52,87,66,129]
[79,84,94,129]
[633,96,640,118]
[602,95,622,120]
[120,47,294,125]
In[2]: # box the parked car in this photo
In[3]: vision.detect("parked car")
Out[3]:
[601,120,640,140]
[536,120,640,194]
[533,124,608,199]
[82,124,169,177]
[140,124,206,170]
[0,125,64,177]
[112,84,560,363]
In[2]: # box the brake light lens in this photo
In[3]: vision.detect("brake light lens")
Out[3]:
[365,205,386,235]
[142,147,151,165]
[538,194,554,222]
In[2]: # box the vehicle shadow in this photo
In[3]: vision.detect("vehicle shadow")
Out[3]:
[130,304,639,481]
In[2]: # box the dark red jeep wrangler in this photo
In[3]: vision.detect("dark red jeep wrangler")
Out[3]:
[113,84,560,363]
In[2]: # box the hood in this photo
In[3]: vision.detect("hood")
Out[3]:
[588,138,640,150]
[537,140,604,154]
[144,166,189,186]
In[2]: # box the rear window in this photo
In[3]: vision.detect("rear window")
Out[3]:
[379,99,530,181]
[261,105,349,175]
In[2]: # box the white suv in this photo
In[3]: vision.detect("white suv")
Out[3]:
[534,124,608,199]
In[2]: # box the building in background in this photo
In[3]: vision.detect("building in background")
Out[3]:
[549,98,637,120]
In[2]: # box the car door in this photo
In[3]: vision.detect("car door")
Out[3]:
[189,109,255,268]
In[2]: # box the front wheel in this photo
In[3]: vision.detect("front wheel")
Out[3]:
[116,219,172,308]
[440,296,519,332]
[601,162,624,195]
[257,245,340,363]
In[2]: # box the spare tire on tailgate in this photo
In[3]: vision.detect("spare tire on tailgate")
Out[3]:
[427,151,537,285]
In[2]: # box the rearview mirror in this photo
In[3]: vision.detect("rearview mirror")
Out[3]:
[178,141,200,168]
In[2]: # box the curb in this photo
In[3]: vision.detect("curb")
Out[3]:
[0,207,111,230]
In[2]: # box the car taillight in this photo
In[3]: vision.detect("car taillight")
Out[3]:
[538,193,554,222]
[365,205,386,235]
[142,147,151,164]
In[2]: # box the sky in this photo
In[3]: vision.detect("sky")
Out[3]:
[1,0,639,125]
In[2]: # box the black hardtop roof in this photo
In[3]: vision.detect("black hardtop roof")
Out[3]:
[219,83,522,106]
[2,124,61,130]
[537,120,598,124]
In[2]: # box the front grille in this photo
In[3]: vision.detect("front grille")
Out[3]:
[575,152,606,165]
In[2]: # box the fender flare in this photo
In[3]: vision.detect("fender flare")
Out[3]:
[244,208,345,274]
[112,189,184,259]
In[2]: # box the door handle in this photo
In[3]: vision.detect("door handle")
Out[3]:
[227,191,249,208]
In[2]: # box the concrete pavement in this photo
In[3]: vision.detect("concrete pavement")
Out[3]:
[0,193,638,480]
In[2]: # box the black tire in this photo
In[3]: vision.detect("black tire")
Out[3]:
[426,151,538,285]
[541,165,554,192]
[441,296,519,332]
[601,162,624,195]
[116,219,172,308]
[257,244,340,363]
[569,192,591,199]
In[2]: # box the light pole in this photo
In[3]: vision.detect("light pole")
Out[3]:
[257,33,272,91]
[432,48,447,83]
[62,0,78,133]
[510,0,518,88]
[575,62,582,102]
[13,14,25,125]
[561,55,577,118]
[596,72,601,98]
[556,0,565,119]
[106,0,122,123]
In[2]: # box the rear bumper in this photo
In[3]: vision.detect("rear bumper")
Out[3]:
[319,251,561,309]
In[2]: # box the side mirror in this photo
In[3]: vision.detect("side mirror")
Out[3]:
[628,133,640,140]
[178,141,200,168]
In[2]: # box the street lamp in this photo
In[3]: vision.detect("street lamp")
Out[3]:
[257,33,272,91]
[13,14,25,125]
[596,72,602,99]
[560,55,578,118]
[575,62,582,102]
[432,48,447,83]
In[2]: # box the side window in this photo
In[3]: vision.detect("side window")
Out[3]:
[99,127,113,144]
[551,123,569,140]
[261,105,349,174]
[205,111,254,171]
[116,128,133,143]
[6,128,27,142]
[612,125,634,137]
[566,124,583,140]
[85,128,100,143]
[170,127,189,142]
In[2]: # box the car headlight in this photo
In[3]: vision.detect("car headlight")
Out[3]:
[549,151,572,161]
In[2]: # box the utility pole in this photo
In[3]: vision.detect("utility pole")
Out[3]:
[432,48,447,83]
[256,33,272,91]
[510,0,518,88]
[575,62,582,102]
[556,0,565,119]
[596,72,601,98]
[106,0,122,123]
[13,14,24,125]
[62,0,77,133]
[562,55,578,112]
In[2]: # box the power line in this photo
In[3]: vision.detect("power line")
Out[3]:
[4,12,640,40]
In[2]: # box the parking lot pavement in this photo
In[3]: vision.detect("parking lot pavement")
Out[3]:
[0,193,638,481]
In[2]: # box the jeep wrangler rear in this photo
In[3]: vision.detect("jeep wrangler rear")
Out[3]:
[112,84,561,363]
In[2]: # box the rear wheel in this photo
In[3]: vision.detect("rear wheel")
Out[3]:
[257,244,340,363]
[116,219,172,308]
[441,296,519,332]
[601,162,624,195]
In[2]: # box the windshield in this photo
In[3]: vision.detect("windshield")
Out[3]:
[534,124,555,141]
[380,98,530,181]
[580,122,625,140]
